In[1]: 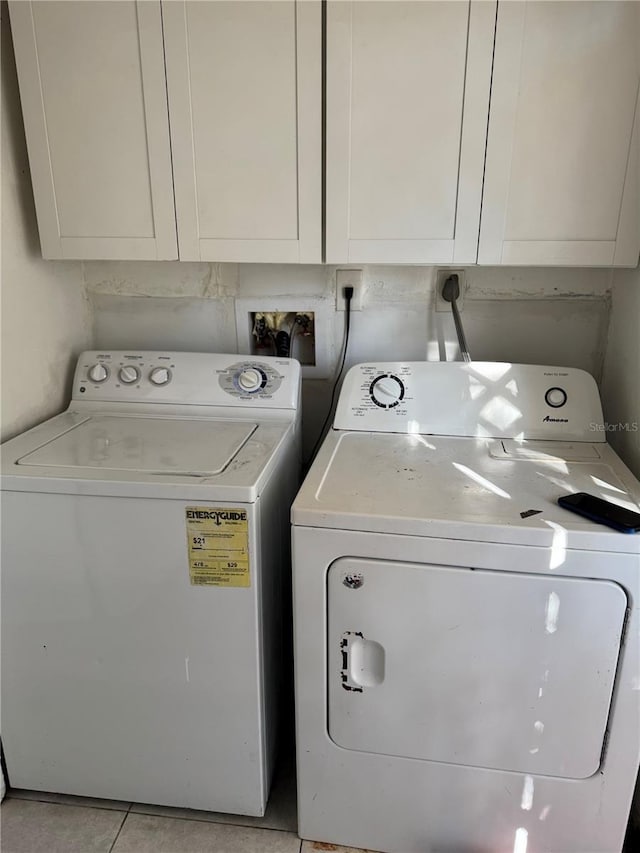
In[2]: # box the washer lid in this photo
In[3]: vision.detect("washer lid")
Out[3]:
[17,416,257,476]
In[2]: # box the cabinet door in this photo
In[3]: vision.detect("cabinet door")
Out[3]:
[9,1,177,260]
[163,0,321,263]
[326,0,495,265]
[479,1,640,267]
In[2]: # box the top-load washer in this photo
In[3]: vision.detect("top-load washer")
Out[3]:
[292,361,640,853]
[2,350,301,815]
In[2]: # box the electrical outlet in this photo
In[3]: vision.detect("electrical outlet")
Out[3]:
[336,269,364,311]
[435,269,466,312]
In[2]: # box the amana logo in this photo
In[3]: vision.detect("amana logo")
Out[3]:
[543,415,569,423]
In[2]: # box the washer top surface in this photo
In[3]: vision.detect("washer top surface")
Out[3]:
[2,351,302,502]
[2,411,295,503]
[17,416,257,477]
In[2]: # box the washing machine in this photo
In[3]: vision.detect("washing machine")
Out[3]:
[1,350,301,815]
[292,361,640,853]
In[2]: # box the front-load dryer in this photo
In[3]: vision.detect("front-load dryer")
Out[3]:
[292,361,640,853]
[1,351,301,815]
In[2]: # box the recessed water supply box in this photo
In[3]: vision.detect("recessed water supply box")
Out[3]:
[234,298,331,378]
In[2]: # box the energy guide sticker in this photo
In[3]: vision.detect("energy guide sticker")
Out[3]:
[186,507,250,587]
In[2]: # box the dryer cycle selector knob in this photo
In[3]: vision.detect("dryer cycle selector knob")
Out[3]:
[237,368,265,393]
[119,366,140,384]
[149,367,172,386]
[88,363,108,383]
[370,374,405,408]
[545,387,567,408]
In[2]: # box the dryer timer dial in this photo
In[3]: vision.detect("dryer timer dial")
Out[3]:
[370,374,405,408]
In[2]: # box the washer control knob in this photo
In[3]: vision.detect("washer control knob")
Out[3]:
[370,374,405,408]
[545,387,567,408]
[119,365,140,384]
[87,363,108,383]
[149,367,172,386]
[238,368,263,392]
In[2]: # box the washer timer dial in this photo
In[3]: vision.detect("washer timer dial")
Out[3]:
[233,365,268,394]
[370,374,405,408]
[237,368,265,392]
[219,361,283,398]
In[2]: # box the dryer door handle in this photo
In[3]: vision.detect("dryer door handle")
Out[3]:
[340,632,385,692]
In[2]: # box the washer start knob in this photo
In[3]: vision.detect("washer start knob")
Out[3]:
[149,367,172,386]
[370,374,405,408]
[545,387,567,408]
[237,368,264,393]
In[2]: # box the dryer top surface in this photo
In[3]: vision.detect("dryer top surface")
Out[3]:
[293,430,640,553]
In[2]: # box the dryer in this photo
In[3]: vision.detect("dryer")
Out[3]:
[2,350,301,815]
[292,361,640,853]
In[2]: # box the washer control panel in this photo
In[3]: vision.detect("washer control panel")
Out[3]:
[333,362,605,441]
[73,352,300,410]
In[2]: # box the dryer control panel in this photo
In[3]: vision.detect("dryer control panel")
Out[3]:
[72,352,301,410]
[334,362,605,441]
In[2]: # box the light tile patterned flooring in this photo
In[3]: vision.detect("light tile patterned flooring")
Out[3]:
[3,761,637,852]
[0,754,369,853]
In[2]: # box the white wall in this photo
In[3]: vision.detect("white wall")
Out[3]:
[601,265,640,479]
[84,261,611,459]
[1,6,90,442]
[86,262,611,372]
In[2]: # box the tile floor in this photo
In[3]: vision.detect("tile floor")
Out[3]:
[0,754,368,853]
[2,762,638,853]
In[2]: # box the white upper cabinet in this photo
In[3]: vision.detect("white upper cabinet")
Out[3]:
[162,0,321,263]
[325,0,496,265]
[10,0,320,263]
[9,1,177,260]
[10,1,637,267]
[479,0,640,267]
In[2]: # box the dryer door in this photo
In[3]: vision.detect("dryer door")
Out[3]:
[327,558,627,779]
